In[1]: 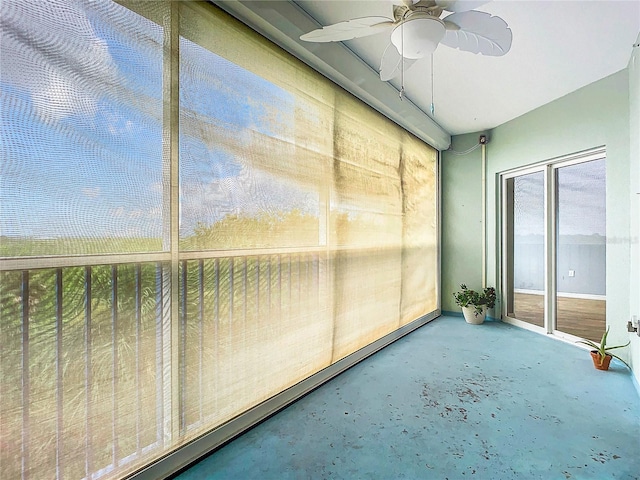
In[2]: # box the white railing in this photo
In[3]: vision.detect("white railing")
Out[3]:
[0,249,323,479]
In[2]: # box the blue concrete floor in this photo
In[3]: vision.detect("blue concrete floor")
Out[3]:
[175,315,640,480]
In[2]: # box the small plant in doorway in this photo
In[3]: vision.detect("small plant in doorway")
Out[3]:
[453,284,496,325]
[576,327,630,371]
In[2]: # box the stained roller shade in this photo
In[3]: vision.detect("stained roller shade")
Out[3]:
[0,1,439,478]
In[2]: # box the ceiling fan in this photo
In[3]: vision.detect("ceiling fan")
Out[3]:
[300,0,512,81]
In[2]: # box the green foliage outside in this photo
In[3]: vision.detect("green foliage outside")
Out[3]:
[0,236,162,257]
[182,208,319,250]
[0,207,404,258]
[0,264,162,478]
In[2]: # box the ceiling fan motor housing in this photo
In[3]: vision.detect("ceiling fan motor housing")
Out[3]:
[390,14,446,59]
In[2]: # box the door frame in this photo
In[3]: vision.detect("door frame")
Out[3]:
[499,146,606,341]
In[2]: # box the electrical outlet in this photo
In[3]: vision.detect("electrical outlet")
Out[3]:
[568,270,575,277]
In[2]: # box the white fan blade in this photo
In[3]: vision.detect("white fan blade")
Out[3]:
[442,11,512,56]
[300,17,394,43]
[379,43,417,81]
[436,0,491,13]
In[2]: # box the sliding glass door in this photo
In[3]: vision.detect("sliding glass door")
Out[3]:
[502,149,606,341]
[556,159,606,342]
[504,170,545,328]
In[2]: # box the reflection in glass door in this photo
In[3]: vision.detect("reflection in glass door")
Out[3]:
[505,170,545,327]
[555,159,606,342]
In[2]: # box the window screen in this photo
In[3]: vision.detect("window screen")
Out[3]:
[0,1,439,478]
[0,0,164,256]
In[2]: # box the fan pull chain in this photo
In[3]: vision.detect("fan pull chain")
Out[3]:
[430,53,435,116]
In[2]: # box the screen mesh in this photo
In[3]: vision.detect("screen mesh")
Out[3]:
[0,0,165,256]
[0,1,439,478]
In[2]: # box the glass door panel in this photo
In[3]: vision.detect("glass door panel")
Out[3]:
[555,159,606,342]
[506,171,545,327]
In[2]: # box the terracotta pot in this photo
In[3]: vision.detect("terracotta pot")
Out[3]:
[590,351,612,370]
[462,305,487,325]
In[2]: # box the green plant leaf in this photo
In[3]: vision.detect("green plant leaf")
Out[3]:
[604,342,631,351]
[576,326,631,370]
[609,353,631,369]
[576,339,599,350]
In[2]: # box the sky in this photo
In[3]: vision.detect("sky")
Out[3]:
[0,0,315,249]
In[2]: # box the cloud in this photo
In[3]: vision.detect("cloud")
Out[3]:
[0,0,119,122]
[81,187,100,198]
[180,159,319,236]
[149,182,164,194]
[110,206,125,218]
[147,206,163,219]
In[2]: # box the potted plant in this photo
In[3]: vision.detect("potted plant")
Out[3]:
[453,284,496,325]
[576,327,630,371]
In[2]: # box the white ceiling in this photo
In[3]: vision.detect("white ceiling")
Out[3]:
[217,0,640,143]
